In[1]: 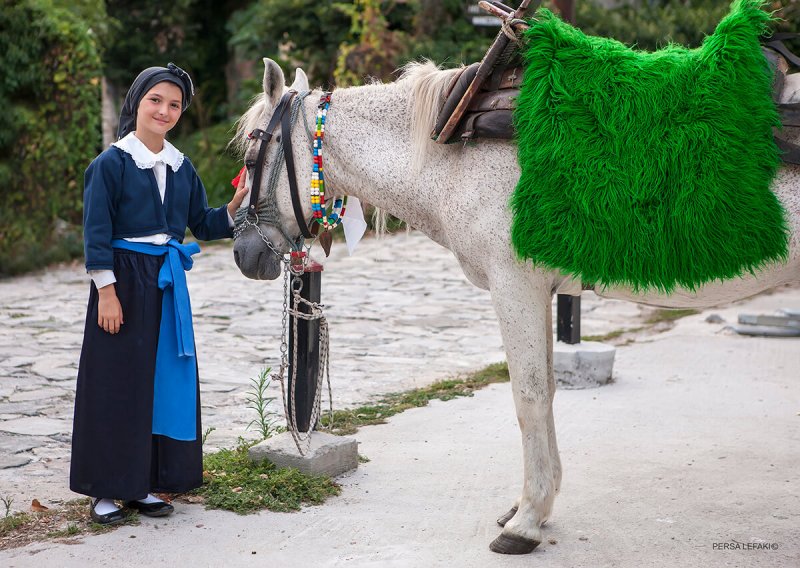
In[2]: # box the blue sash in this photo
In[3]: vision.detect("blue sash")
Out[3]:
[111,239,201,441]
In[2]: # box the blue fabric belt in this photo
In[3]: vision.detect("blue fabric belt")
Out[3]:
[111,239,201,441]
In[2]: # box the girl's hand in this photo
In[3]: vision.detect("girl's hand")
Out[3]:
[227,171,249,219]
[97,285,124,334]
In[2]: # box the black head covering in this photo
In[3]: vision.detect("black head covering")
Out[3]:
[116,62,195,139]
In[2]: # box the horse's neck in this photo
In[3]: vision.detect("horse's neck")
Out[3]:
[314,82,448,241]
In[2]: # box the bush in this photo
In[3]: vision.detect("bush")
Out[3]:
[171,122,242,209]
[0,0,102,277]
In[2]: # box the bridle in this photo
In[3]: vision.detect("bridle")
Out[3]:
[234,89,317,255]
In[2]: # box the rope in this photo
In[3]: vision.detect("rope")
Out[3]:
[274,267,334,456]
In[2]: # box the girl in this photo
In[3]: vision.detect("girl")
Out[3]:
[70,63,249,524]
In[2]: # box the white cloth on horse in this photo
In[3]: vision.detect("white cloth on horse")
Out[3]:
[341,196,367,255]
[89,133,233,288]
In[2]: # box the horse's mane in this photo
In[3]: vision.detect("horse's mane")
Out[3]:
[232,92,268,155]
[398,61,463,171]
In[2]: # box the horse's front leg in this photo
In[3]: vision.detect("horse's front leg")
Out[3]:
[488,271,559,554]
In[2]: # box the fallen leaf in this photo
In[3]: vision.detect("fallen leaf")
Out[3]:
[31,499,49,512]
[231,487,242,493]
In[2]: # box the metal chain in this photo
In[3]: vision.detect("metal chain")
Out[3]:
[272,262,334,456]
[232,89,332,456]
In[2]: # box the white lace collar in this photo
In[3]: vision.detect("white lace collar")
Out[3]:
[112,132,184,172]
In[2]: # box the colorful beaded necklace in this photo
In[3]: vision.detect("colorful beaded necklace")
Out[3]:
[311,92,347,231]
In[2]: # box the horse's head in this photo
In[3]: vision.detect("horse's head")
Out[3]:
[232,58,312,280]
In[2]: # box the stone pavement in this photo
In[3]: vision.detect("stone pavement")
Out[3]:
[0,231,786,511]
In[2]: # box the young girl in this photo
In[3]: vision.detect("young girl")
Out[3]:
[70,63,249,524]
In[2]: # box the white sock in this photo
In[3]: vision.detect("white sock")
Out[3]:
[93,498,120,515]
[137,494,164,504]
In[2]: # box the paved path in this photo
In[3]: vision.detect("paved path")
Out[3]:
[0,231,795,522]
[1,286,799,567]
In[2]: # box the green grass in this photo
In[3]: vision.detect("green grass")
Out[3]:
[0,498,138,550]
[193,440,340,514]
[46,523,80,538]
[320,362,510,436]
[581,326,646,342]
[0,512,32,536]
[645,308,700,324]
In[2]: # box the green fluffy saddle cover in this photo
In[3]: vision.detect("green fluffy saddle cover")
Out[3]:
[511,0,787,292]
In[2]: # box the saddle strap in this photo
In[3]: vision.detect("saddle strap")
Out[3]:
[763,34,800,69]
[776,136,800,165]
[781,102,800,127]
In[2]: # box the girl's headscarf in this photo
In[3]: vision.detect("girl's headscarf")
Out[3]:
[117,63,194,139]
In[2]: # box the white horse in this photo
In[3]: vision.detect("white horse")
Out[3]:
[232,57,800,554]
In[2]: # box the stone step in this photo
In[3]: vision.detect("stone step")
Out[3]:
[737,313,800,328]
[730,324,800,337]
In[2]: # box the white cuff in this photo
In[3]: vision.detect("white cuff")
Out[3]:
[227,209,235,228]
[89,270,116,289]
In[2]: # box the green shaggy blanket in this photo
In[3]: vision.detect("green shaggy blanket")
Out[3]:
[511,0,787,291]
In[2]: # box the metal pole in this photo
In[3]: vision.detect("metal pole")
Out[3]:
[554,0,580,345]
[556,294,581,344]
[287,260,323,433]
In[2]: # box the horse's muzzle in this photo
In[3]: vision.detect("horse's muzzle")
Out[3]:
[233,230,283,280]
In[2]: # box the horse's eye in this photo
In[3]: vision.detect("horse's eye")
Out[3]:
[245,160,255,169]
[275,135,281,143]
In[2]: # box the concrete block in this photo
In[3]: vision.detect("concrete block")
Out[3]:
[248,431,358,477]
[554,340,616,389]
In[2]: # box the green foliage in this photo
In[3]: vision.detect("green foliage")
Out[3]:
[104,0,248,131]
[334,0,410,85]
[645,308,700,324]
[195,439,340,514]
[566,0,798,53]
[246,368,281,441]
[227,0,353,89]
[320,361,510,435]
[171,121,241,208]
[572,0,732,49]
[404,0,500,67]
[0,0,102,277]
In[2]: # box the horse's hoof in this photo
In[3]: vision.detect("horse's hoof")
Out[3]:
[489,533,540,555]
[496,506,518,527]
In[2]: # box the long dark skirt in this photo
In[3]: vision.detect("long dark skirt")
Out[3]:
[70,250,203,501]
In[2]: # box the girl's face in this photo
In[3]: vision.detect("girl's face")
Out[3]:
[136,82,183,138]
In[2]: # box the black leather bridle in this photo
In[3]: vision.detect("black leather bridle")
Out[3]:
[246,89,315,241]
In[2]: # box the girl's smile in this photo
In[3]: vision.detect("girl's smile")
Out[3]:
[135,81,183,150]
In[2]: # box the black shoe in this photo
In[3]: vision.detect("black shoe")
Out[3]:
[90,498,128,526]
[125,499,174,517]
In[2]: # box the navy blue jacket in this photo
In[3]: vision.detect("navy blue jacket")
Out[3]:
[83,146,232,270]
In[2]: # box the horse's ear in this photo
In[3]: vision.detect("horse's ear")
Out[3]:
[290,68,310,92]
[262,58,285,108]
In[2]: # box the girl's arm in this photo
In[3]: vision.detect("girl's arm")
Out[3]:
[84,152,124,333]
[186,163,233,241]
[83,154,119,270]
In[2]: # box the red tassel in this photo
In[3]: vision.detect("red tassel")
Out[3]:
[231,166,246,188]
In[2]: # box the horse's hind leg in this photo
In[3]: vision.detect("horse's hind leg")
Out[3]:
[497,381,561,529]
[488,271,559,554]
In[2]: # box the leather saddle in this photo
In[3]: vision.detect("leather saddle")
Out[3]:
[432,35,800,165]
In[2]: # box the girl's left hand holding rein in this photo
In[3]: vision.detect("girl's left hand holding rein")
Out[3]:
[97,284,124,334]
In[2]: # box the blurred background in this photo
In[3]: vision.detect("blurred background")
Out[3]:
[0,0,797,276]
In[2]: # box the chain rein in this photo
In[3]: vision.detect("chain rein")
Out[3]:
[233,90,332,456]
